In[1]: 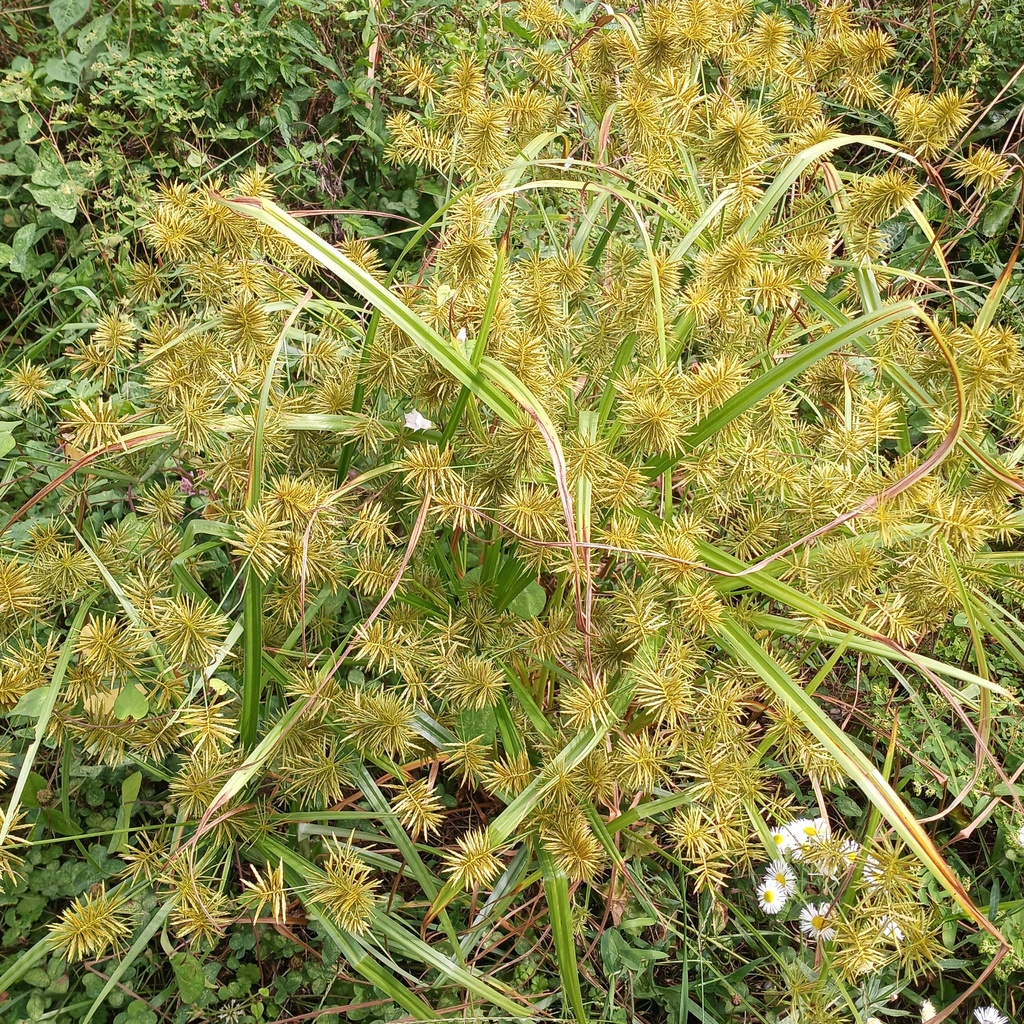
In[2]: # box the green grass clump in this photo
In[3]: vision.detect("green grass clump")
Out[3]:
[1,1,1024,1022]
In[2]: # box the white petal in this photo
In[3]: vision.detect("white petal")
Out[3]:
[974,1008,1008,1024]
[404,410,433,432]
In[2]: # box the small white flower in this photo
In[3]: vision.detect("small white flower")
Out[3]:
[1014,821,1024,850]
[879,915,905,942]
[764,859,796,895]
[921,1000,937,1023]
[839,838,860,865]
[974,1008,1008,1024]
[404,409,433,432]
[456,327,468,345]
[756,878,787,915]
[799,902,836,941]
[861,853,882,886]
[770,826,798,856]
[786,816,830,859]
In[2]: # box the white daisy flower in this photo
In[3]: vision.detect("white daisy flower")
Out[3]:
[921,1000,937,1023]
[974,1008,1008,1024]
[764,859,796,895]
[770,826,797,856]
[404,409,433,432]
[756,878,788,915]
[786,816,830,859]
[799,902,836,941]
[879,915,905,942]
[861,853,882,886]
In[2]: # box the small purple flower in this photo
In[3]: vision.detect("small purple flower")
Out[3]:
[179,467,203,496]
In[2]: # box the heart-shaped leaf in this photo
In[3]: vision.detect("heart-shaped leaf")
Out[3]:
[112,685,149,721]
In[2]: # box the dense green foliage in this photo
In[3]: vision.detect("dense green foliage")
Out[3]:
[1,1,1023,1024]
[0,0,439,338]
[878,0,1024,109]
